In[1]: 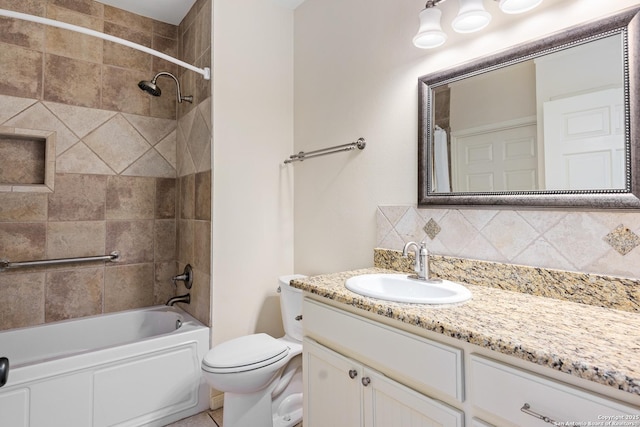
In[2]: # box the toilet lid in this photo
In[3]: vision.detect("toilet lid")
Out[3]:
[202,333,289,373]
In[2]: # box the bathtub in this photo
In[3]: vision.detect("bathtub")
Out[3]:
[0,305,210,427]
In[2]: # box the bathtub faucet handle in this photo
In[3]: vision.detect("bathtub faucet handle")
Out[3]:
[172,264,193,289]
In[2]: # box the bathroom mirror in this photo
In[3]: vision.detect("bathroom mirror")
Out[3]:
[418,7,640,208]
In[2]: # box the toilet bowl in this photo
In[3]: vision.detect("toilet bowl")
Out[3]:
[202,274,306,427]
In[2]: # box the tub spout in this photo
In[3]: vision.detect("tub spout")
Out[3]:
[0,357,8,387]
[166,293,190,306]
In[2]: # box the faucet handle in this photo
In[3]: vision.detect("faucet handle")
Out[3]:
[172,264,193,289]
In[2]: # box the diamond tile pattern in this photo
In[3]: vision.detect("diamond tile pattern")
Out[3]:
[376,206,640,278]
[1,94,177,178]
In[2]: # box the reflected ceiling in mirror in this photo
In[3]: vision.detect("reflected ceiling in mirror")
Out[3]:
[418,7,640,208]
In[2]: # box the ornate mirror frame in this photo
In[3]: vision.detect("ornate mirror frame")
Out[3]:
[418,7,640,208]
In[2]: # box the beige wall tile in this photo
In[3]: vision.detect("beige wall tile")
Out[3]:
[155,130,177,168]
[156,177,176,219]
[0,222,46,261]
[106,220,154,264]
[0,17,44,50]
[0,43,43,99]
[195,51,211,107]
[84,115,150,173]
[154,219,176,261]
[153,20,178,40]
[48,173,107,220]
[195,170,211,220]
[193,220,210,273]
[195,0,211,61]
[103,5,152,33]
[180,23,197,66]
[122,113,176,146]
[101,66,151,116]
[177,219,194,265]
[121,149,175,178]
[151,34,179,76]
[43,101,116,139]
[0,272,45,330]
[0,193,48,221]
[154,261,177,305]
[106,175,155,219]
[47,220,105,259]
[56,141,115,174]
[180,174,195,219]
[103,22,152,72]
[44,54,101,108]
[148,89,177,120]
[45,5,103,63]
[45,267,104,321]
[49,0,104,18]
[104,263,154,312]
[0,0,46,15]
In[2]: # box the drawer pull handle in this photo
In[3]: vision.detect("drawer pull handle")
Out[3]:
[361,377,371,386]
[348,369,358,379]
[521,403,556,424]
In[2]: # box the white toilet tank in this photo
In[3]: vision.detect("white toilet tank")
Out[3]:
[278,274,306,342]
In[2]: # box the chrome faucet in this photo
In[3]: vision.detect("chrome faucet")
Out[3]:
[402,241,429,281]
[166,293,190,306]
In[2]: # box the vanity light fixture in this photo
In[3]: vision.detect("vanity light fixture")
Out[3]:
[452,0,491,33]
[413,4,448,49]
[413,0,543,48]
[498,0,543,14]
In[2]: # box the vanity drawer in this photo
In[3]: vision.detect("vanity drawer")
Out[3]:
[470,355,639,426]
[303,298,463,402]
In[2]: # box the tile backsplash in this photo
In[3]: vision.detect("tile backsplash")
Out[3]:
[377,205,640,279]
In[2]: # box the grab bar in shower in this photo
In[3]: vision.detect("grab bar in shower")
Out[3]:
[284,137,366,164]
[0,251,120,272]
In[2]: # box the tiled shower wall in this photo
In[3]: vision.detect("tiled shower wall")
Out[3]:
[0,0,212,330]
[174,0,212,326]
[377,206,640,279]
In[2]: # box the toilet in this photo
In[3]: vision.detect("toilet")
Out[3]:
[201,274,306,427]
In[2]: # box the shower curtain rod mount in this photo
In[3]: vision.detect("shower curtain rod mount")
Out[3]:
[0,9,210,80]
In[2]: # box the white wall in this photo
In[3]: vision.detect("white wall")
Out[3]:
[212,0,294,345]
[293,0,640,275]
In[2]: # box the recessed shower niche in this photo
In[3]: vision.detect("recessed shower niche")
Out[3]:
[0,127,55,192]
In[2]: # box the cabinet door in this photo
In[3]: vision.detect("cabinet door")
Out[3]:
[304,337,363,427]
[363,368,463,427]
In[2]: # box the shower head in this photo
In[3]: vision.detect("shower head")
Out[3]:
[137,71,193,103]
[138,80,161,97]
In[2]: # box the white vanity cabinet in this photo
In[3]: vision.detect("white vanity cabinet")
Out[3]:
[303,299,463,427]
[302,296,640,427]
[470,355,640,426]
[304,337,463,427]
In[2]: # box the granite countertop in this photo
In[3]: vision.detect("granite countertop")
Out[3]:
[291,267,640,397]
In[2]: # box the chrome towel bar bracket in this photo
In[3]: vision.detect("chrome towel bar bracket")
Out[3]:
[0,251,120,272]
[284,137,366,164]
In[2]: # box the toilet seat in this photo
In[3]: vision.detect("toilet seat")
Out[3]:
[202,333,290,374]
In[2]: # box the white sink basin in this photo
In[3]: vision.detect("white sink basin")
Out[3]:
[345,274,472,304]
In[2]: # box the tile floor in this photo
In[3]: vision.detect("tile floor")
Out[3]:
[166,409,302,427]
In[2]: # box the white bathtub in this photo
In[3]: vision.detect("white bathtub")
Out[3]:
[0,305,210,427]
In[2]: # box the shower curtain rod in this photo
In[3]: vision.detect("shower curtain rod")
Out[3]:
[0,9,211,80]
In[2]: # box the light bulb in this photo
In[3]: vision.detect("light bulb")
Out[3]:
[452,0,492,33]
[498,0,543,14]
[413,7,447,49]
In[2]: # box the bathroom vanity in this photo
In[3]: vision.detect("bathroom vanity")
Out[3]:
[291,269,640,427]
